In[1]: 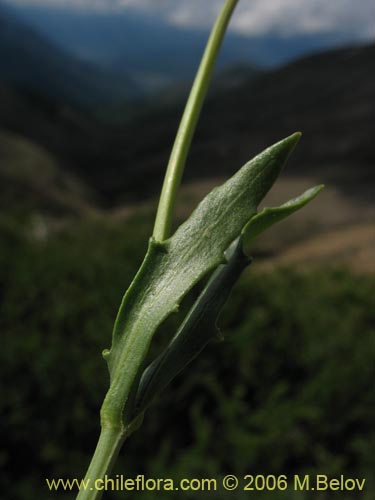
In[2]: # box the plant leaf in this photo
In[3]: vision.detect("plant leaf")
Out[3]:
[133,187,325,416]
[134,237,251,416]
[101,133,301,427]
[242,185,325,252]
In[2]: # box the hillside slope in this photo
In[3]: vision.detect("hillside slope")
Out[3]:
[0,44,373,203]
[0,44,373,271]
[0,129,98,218]
[0,4,139,110]
[100,43,375,202]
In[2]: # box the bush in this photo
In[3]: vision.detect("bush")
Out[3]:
[1,219,373,499]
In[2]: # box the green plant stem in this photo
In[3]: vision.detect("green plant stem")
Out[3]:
[153,0,239,241]
[76,3,240,499]
[76,426,125,500]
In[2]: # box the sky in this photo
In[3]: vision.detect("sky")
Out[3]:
[6,0,375,39]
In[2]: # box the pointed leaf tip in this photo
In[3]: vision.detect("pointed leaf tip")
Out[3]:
[275,131,302,159]
[247,132,302,208]
[290,131,302,143]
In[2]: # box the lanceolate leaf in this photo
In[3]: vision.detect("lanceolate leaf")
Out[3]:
[134,238,251,416]
[100,133,301,428]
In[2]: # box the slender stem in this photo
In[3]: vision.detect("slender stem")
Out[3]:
[153,0,239,241]
[76,426,125,500]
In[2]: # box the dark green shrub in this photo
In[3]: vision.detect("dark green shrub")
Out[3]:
[1,220,373,499]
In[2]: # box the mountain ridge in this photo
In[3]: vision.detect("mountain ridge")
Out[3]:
[0,43,373,205]
[6,2,368,85]
[0,2,141,111]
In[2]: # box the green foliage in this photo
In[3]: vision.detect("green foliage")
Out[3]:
[242,185,323,248]
[103,133,312,431]
[1,221,373,499]
[134,237,251,416]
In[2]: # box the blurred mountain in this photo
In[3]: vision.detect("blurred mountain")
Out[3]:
[0,3,141,111]
[6,3,361,89]
[0,44,373,208]
[83,43,375,203]
[192,44,374,182]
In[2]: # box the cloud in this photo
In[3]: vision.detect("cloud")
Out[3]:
[7,0,375,39]
[162,0,374,39]
[7,0,118,9]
